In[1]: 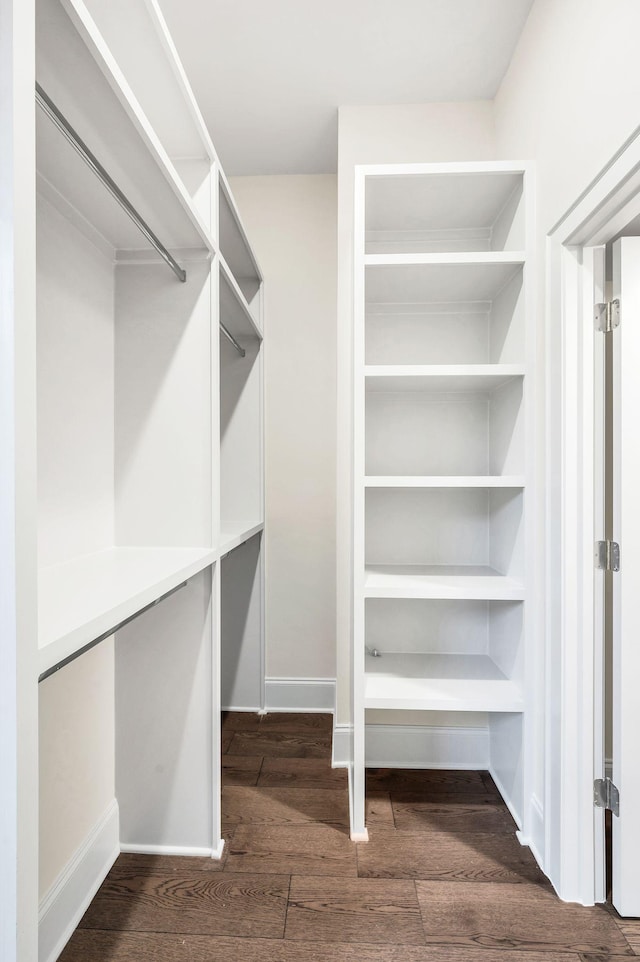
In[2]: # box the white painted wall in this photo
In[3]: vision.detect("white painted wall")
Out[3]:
[336,103,496,725]
[1,0,38,956]
[493,0,640,888]
[494,0,640,232]
[228,175,337,683]
[37,197,115,901]
[38,644,115,899]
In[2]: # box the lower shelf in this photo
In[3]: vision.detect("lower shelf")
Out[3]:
[38,546,216,680]
[364,565,524,600]
[364,652,523,712]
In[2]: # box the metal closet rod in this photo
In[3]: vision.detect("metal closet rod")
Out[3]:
[35,82,187,283]
[38,581,187,683]
[220,322,246,357]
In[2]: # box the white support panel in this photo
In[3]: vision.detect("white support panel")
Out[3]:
[37,0,214,256]
[364,653,524,712]
[490,713,525,829]
[38,546,215,678]
[116,569,215,852]
[221,533,264,711]
[115,259,214,548]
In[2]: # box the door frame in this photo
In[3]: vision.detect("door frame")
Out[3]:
[548,124,640,904]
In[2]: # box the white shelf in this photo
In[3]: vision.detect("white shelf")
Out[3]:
[220,258,263,341]
[38,546,216,678]
[37,0,214,255]
[364,565,525,600]
[72,0,216,165]
[365,256,524,305]
[364,476,525,488]
[365,365,525,393]
[364,653,523,712]
[219,180,262,301]
[219,522,264,557]
[365,252,526,266]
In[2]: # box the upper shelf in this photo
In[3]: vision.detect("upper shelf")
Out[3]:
[220,259,263,343]
[38,546,216,680]
[219,180,262,313]
[67,0,216,166]
[365,256,524,306]
[364,167,525,254]
[36,0,214,257]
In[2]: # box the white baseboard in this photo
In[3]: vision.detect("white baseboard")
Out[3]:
[526,793,545,870]
[332,722,489,769]
[366,724,489,768]
[39,800,119,962]
[332,723,352,768]
[264,677,335,713]
[119,843,217,857]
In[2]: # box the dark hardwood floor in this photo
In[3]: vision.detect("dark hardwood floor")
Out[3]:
[60,712,635,961]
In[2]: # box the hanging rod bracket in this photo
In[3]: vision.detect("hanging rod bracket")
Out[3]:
[35,83,187,283]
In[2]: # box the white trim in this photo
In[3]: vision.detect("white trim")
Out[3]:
[118,843,216,858]
[548,122,640,906]
[365,724,489,769]
[263,677,335,713]
[522,794,546,874]
[211,837,225,861]
[332,723,352,768]
[332,721,489,771]
[489,764,523,832]
[38,800,119,962]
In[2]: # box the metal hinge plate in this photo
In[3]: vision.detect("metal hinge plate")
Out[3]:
[594,777,620,816]
[595,299,620,333]
[595,540,620,571]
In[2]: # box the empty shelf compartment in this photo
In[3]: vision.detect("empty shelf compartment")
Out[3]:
[365,169,525,254]
[364,653,524,711]
[365,368,524,477]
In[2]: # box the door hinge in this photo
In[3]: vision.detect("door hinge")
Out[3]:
[594,299,620,333]
[594,777,620,816]
[595,540,620,571]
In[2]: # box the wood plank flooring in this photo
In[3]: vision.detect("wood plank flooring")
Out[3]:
[60,712,637,962]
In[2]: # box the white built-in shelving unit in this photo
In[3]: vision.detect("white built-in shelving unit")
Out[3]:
[24,0,266,955]
[351,162,534,840]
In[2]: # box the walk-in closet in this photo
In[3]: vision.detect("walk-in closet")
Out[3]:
[5,1,640,960]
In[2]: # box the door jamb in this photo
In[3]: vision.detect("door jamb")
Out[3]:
[548,125,640,904]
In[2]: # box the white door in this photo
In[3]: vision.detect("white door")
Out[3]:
[611,236,640,917]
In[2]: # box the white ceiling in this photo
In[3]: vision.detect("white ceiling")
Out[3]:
[157,0,534,176]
